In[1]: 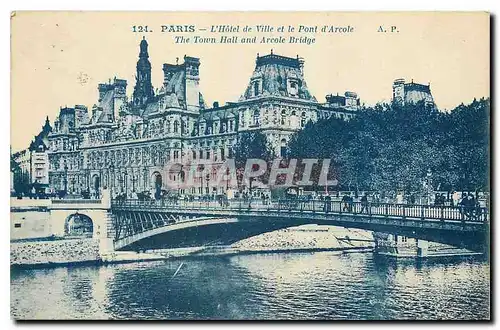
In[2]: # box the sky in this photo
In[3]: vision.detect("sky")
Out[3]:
[11,11,490,152]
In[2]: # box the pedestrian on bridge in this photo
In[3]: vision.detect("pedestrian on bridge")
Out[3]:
[342,193,349,212]
[466,193,476,220]
[360,193,369,214]
[324,195,332,213]
[348,193,354,212]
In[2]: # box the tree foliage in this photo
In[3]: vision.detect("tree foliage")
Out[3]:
[233,130,274,166]
[287,98,490,194]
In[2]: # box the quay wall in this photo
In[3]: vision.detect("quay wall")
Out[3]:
[11,210,51,240]
[11,238,101,266]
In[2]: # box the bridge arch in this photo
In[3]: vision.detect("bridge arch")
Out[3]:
[113,217,244,250]
[110,200,488,253]
[64,212,94,238]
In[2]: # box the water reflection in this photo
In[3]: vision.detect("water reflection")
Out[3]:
[11,252,489,320]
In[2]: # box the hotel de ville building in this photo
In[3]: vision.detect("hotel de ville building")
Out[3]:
[32,38,431,199]
[39,38,363,198]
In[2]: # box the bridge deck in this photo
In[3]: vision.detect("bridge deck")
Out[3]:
[112,199,488,223]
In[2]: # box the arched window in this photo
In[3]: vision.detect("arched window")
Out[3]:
[165,120,171,133]
[182,120,187,134]
[253,109,260,126]
[173,120,179,134]
[280,138,287,158]
[301,112,307,127]
[281,110,287,125]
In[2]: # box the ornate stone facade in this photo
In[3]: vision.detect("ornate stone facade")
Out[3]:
[47,39,359,197]
[12,117,52,195]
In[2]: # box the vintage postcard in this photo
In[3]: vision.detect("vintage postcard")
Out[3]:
[10,11,490,320]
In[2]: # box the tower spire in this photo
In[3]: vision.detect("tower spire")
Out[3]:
[133,37,154,108]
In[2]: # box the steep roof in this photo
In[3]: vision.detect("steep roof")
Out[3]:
[240,53,317,102]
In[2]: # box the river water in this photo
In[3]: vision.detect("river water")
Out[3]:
[10,252,490,320]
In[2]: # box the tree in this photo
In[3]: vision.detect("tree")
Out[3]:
[286,97,490,195]
[233,131,273,165]
[232,131,274,188]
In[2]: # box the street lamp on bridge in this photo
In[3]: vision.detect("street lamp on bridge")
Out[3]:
[199,164,205,196]
[206,173,210,195]
[178,164,185,195]
[426,168,433,205]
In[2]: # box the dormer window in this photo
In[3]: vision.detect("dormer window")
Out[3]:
[251,77,263,97]
[287,79,299,97]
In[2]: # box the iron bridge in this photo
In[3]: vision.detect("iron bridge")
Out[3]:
[110,199,489,252]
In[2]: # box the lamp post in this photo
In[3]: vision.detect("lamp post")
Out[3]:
[200,164,205,196]
[206,173,210,195]
[426,168,433,205]
[249,177,254,196]
[226,167,230,192]
[249,177,255,207]
[178,164,185,195]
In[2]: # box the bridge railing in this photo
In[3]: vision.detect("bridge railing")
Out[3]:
[111,198,489,223]
[51,199,102,205]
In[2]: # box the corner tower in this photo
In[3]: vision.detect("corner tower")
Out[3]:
[132,37,155,108]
